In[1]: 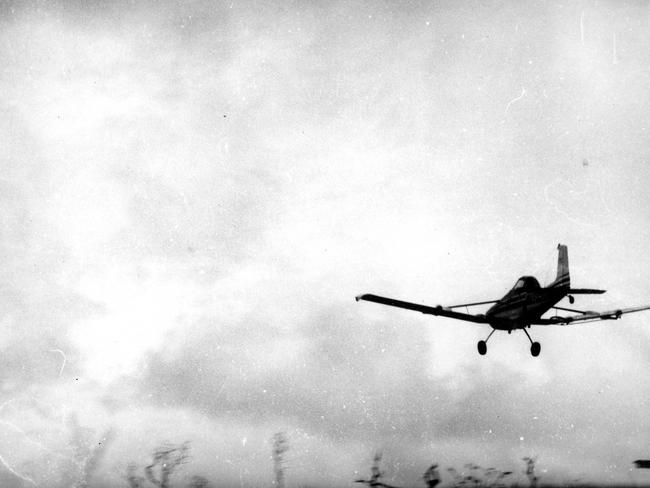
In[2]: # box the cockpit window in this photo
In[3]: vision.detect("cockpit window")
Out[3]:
[513,276,541,291]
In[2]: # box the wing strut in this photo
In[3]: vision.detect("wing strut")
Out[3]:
[446,300,499,309]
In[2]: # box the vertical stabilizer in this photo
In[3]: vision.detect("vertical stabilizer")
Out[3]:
[551,244,570,289]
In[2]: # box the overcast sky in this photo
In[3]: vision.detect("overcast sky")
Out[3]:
[1,1,650,487]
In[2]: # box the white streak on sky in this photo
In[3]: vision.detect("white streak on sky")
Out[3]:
[0,453,39,487]
[0,399,16,413]
[504,87,527,115]
[48,349,67,377]
[0,420,79,465]
[542,179,596,228]
[215,375,231,400]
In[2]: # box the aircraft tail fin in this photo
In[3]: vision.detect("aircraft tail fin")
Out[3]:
[551,244,570,289]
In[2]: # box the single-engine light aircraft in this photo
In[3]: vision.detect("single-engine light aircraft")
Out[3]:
[356,244,650,356]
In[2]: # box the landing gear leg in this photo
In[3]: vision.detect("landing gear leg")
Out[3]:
[522,327,541,357]
[477,329,496,356]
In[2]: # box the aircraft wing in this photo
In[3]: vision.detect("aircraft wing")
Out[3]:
[532,304,650,325]
[355,294,489,324]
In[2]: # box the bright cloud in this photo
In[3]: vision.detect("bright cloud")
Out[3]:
[1,1,650,487]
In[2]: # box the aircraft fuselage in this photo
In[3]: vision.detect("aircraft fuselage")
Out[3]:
[486,276,566,330]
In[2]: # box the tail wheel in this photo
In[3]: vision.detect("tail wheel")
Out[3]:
[530,341,541,357]
[477,340,487,355]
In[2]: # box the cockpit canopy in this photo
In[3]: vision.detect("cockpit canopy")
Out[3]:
[512,276,541,291]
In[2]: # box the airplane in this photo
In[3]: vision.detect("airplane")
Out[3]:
[356,244,650,356]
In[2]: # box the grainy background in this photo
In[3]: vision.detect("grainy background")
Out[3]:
[1,1,649,486]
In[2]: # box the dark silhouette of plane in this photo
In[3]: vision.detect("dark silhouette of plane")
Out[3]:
[356,244,650,356]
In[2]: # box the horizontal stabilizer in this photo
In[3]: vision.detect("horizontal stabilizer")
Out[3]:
[569,288,606,294]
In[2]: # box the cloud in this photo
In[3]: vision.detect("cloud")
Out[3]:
[1,1,650,486]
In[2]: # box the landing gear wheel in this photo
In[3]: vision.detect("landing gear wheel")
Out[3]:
[477,340,487,355]
[530,341,541,357]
